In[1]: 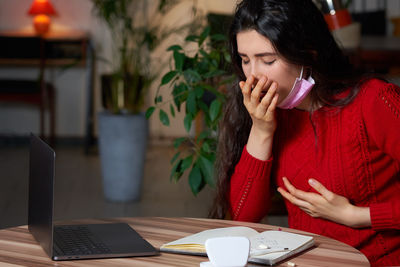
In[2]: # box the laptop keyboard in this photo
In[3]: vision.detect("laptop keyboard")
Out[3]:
[54,225,112,256]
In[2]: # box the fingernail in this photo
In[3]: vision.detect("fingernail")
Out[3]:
[308,179,315,186]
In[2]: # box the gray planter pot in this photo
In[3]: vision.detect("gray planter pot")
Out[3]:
[98,111,148,202]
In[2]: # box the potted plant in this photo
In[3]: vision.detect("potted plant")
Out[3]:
[147,23,233,195]
[91,0,193,201]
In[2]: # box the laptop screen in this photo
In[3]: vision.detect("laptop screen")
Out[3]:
[27,134,158,261]
[28,133,55,258]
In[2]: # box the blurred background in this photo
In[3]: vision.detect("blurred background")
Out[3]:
[0,0,399,230]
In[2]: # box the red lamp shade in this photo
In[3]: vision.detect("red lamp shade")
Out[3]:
[27,0,57,35]
[28,0,57,16]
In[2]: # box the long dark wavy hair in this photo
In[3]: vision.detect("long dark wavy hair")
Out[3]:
[209,0,367,219]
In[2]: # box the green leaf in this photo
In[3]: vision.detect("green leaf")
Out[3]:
[155,95,163,103]
[198,156,215,187]
[211,59,218,68]
[174,51,185,71]
[204,70,226,79]
[186,90,197,115]
[161,70,178,85]
[202,141,211,153]
[184,69,202,83]
[158,0,168,12]
[197,131,209,142]
[208,151,217,162]
[210,50,221,61]
[167,45,183,51]
[185,35,198,42]
[209,99,222,122]
[188,164,202,195]
[198,101,209,114]
[145,107,155,119]
[184,113,193,132]
[202,84,222,97]
[170,104,175,117]
[210,34,227,42]
[159,109,170,126]
[172,83,187,111]
[194,86,204,99]
[199,26,211,46]
[224,51,232,63]
[170,151,181,164]
[170,159,183,182]
[173,137,186,148]
[174,137,186,148]
[181,155,193,172]
[199,49,210,59]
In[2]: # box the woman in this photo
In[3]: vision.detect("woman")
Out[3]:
[210,0,400,265]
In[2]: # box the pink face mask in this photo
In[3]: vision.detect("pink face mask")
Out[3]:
[278,67,315,109]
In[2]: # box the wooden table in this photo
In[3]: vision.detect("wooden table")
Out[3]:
[0,217,370,267]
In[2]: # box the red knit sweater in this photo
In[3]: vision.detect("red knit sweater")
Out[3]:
[229,79,400,266]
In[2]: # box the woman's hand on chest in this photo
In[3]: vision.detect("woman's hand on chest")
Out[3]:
[277,177,371,228]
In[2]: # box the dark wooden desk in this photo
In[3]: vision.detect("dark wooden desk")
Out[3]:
[0,217,370,266]
[0,30,95,152]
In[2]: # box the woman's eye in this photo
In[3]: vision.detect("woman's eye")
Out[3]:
[263,59,276,65]
[242,59,249,65]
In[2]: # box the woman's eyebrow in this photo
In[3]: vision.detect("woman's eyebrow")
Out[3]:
[255,52,277,57]
[238,52,277,57]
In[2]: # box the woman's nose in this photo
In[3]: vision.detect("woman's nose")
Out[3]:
[250,66,263,81]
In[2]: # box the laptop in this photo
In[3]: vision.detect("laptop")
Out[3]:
[28,133,158,260]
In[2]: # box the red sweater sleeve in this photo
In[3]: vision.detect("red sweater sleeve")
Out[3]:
[362,80,400,230]
[229,146,273,222]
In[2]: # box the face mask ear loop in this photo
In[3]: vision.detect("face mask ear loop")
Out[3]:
[299,66,304,79]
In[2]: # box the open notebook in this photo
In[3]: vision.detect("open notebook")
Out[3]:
[161,226,314,265]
